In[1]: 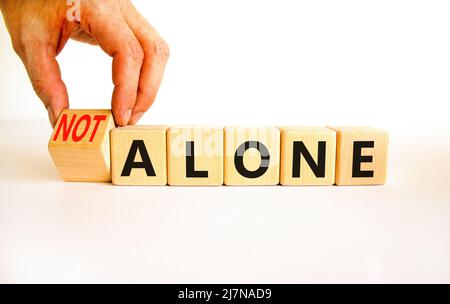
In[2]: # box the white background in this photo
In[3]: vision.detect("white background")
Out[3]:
[1,0,450,284]
[1,0,450,127]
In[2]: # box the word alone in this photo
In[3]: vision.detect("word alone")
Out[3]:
[49,110,389,186]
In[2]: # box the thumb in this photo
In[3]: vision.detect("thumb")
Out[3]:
[21,45,69,127]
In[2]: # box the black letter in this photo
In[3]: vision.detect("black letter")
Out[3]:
[121,140,156,177]
[352,141,374,178]
[186,141,208,178]
[234,141,270,178]
[292,141,326,178]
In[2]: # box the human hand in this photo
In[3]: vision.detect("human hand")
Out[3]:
[0,0,169,127]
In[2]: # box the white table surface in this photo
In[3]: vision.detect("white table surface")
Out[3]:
[0,120,449,284]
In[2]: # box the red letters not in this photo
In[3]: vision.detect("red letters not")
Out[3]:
[53,114,76,141]
[72,115,91,142]
[52,114,108,142]
[90,115,107,142]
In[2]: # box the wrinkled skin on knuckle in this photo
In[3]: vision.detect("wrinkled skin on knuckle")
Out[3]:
[2,10,30,56]
[3,1,62,57]
[125,39,145,64]
[11,36,25,56]
[82,0,121,23]
[30,77,52,102]
[153,38,170,62]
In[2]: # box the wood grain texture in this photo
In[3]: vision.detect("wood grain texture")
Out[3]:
[279,127,336,186]
[328,126,389,185]
[167,126,223,186]
[48,109,115,182]
[111,126,168,186]
[224,127,280,186]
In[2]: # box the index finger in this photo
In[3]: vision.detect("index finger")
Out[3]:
[85,10,144,126]
[123,4,170,125]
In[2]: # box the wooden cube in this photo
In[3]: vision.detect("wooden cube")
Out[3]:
[167,126,223,186]
[279,127,336,186]
[328,127,389,185]
[224,127,280,186]
[110,126,168,186]
[48,109,116,182]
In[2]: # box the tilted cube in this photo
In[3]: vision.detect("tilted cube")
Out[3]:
[48,109,116,182]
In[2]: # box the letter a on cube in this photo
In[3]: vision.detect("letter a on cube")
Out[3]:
[111,126,168,186]
[48,109,116,182]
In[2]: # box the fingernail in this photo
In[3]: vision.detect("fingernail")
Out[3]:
[130,112,144,125]
[47,107,56,128]
[122,109,132,126]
